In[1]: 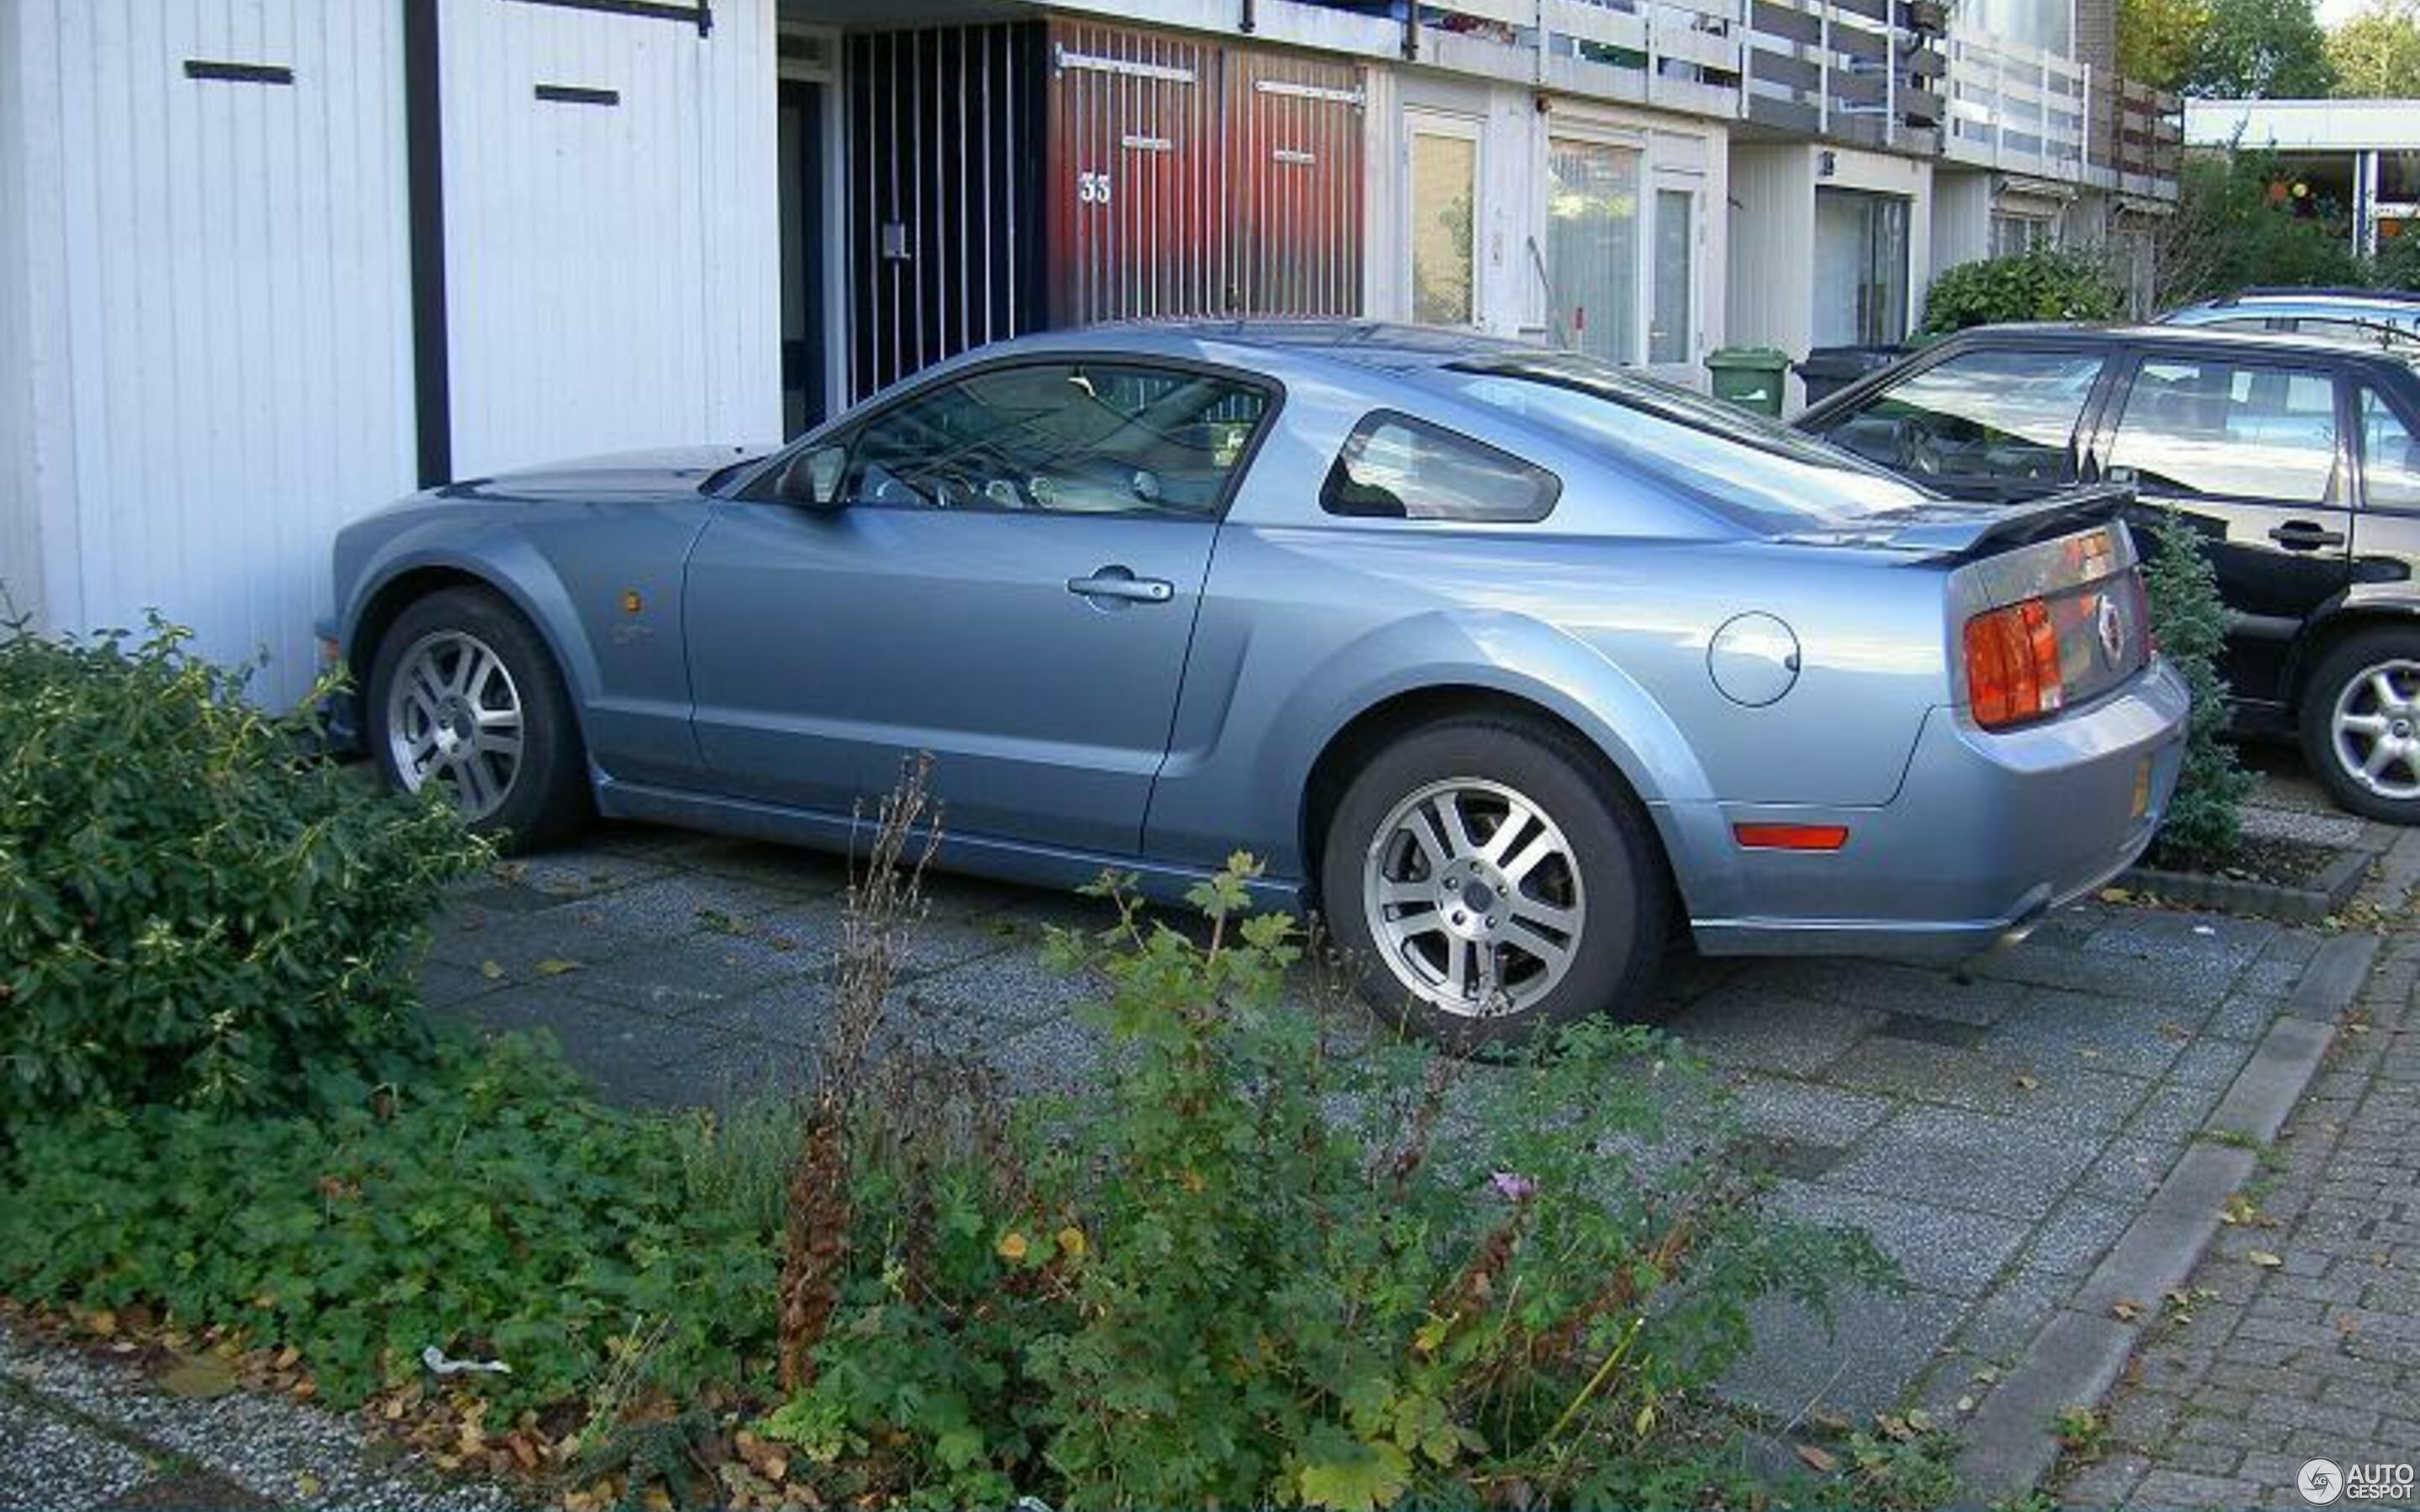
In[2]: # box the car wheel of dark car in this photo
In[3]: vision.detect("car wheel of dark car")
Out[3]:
[366,587,589,850]
[2300,627,2420,825]
[1319,716,1667,1051]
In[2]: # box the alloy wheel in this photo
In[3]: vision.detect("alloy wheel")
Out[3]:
[2330,658,2420,803]
[384,629,525,821]
[1361,777,1586,1019]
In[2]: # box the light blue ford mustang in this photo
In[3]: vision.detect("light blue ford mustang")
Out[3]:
[326,323,2188,1046]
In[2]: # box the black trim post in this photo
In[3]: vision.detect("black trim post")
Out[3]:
[403,0,452,487]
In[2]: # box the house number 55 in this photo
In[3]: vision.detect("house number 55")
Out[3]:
[1077,170,1114,205]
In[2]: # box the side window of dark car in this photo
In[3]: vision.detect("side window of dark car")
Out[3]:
[1321,412,1560,522]
[843,361,1270,518]
[2102,357,2340,504]
[2360,386,2420,511]
[1818,348,2104,485]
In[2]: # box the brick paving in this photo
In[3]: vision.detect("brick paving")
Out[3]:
[2058,890,2420,1508]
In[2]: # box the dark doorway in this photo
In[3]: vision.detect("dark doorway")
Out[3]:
[778,77,829,437]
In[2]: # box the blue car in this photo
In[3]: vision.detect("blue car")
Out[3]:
[326,323,2186,1045]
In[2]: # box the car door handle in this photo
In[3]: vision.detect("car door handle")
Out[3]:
[2267,521,2345,550]
[1066,569,1175,604]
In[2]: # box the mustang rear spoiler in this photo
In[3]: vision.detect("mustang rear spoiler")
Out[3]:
[1876,484,2136,560]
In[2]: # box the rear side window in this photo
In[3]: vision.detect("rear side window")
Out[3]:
[2361,387,2420,510]
[1322,412,1560,523]
[1821,347,2104,486]
[2104,357,2339,503]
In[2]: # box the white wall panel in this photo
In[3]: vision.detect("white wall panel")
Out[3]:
[439,0,778,479]
[12,0,416,703]
[0,3,35,626]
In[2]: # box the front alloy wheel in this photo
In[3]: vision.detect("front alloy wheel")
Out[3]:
[385,629,525,821]
[366,586,590,850]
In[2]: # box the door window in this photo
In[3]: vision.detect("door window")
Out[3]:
[2104,358,2339,503]
[843,362,1270,518]
[1545,139,1640,364]
[1410,124,1480,327]
[1821,348,2103,483]
[1812,188,1910,347]
[2361,387,2420,511]
[1649,187,1694,366]
[1323,412,1560,522]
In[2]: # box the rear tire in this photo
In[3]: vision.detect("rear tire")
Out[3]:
[366,587,590,852]
[2297,627,2420,825]
[1318,716,1667,1053]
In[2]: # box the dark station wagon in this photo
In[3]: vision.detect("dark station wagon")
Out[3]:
[1797,323,2420,823]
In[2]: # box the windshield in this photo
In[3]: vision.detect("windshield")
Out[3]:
[1441,352,1940,532]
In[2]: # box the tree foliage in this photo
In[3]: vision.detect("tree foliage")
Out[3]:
[2121,0,2212,90]
[2328,0,2420,96]
[1920,247,2127,334]
[2190,0,2338,95]
[2154,150,2371,307]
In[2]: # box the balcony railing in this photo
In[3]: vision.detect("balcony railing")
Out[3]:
[1042,0,2176,194]
[1942,25,2180,194]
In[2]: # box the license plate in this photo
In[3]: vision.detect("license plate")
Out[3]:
[2129,757,2152,820]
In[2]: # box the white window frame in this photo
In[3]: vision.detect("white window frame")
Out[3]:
[1404,108,1487,328]
[1644,168,1704,381]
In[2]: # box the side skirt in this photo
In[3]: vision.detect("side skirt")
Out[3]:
[593,774,1307,915]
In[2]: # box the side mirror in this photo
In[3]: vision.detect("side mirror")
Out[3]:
[779,445,849,508]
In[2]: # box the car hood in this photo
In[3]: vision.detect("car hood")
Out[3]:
[438,444,776,503]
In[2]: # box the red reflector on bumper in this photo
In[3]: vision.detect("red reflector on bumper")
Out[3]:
[1733,823,1850,852]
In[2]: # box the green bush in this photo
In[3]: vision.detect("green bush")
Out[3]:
[2141,509,2253,867]
[1919,248,2126,336]
[765,858,1893,1510]
[0,616,483,1122]
[0,1033,779,1413]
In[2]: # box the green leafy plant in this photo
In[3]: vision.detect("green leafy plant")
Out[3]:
[2155,150,2373,309]
[762,853,1895,1509]
[1919,248,2125,336]
[2140,508,2254,868]
[0,1033,780,1413]
[0,615,485,1122]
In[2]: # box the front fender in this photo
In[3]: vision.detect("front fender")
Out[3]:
[339,521,604,733]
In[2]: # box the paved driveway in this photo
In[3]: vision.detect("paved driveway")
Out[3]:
[418,788,2370,1430]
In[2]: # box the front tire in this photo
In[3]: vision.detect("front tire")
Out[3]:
[1318,717,1668,1053]
[2299,627,2420,824]
[366,587,589,850]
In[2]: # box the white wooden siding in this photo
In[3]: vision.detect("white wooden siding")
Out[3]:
[8,0,416,704]
[1,3,35,627]
[439,0,779,480]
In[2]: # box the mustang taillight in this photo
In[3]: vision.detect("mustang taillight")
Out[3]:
[1963,568,2151,729]
[1964,597,2065,729]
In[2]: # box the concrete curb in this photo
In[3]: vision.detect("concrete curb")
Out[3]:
[2118,847,2369,924]
[1952,931,2381,1503]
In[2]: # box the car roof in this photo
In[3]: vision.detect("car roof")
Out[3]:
[1074,317,1538,371]
[2207,286,2420,307]
[1939,320,2417,362]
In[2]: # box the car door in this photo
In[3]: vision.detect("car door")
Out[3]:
[683,357,1274,857]
[1805,343,2112,503]
[2086,347,2354,711]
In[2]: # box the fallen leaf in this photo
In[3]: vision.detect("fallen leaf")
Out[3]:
[1808,1407,1852,1433]
[1955,1394,1976,1413]
[1796,1444,1839,1473]
[535,958,581,976]
[479,960,504,980]
[296,1472,323,1498]
[2098,886,2134,904]
[2014,1074,2040,1092]
[2248,1250,2285,1268]
[2111,1299,2144,1321]
[1905,1408,1937,1433]
[158,1353,239,1400]
[1971,1365,2001,1384]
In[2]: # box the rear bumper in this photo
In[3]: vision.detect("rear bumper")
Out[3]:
[1683,659,2189,958]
